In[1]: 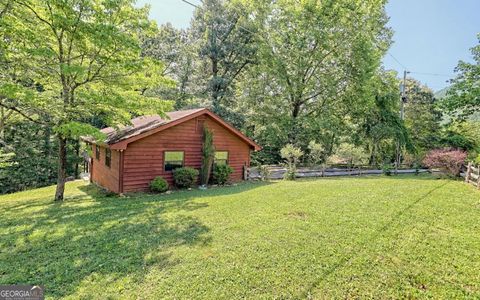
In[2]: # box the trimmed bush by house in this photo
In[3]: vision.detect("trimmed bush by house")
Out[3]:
[422,148,467,177]
[212,164,234,185]
[173,167,199,189]
[150,176,169,193]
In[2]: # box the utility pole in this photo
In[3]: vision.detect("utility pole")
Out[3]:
[395,70,409,174]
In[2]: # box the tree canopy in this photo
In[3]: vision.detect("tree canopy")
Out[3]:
[0,0,478,196]
[442,35,480,120]
[0,0,172,200]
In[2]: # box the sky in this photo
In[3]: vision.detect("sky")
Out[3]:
[137,0,480,92]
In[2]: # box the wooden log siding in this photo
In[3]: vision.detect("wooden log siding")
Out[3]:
[122,116,251,192]
[90,144,121,193]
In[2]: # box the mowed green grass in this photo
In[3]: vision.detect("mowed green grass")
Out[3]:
[1,175,480,299]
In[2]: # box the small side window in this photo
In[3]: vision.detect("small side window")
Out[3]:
[95,145,100,160]
[164,151,184,171]
[105,149,111,167]
[214,151,228,165]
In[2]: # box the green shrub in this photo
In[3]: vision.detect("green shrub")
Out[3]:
[150,176,169,193]
[280,144,303,181]
[283,169,296,180]
[212,164,234,185]
[307,140,325,167]
[258,165,271,181]
[413,162,421,175]
[173,167,199,189]
[475,154,480,166]
[327,143,369,167]
[382,164,393,176]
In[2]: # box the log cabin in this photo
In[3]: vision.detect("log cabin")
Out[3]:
[82,108,261,193]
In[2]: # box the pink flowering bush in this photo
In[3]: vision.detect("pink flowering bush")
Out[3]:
[422,148,467,177]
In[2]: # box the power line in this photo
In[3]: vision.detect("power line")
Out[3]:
[180,0,200,9]
[181,0,453,83]
[409,71,453,78]
[180,0,258,36]
[387,52,408,70]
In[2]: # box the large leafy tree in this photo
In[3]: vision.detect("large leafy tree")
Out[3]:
[190,0,257,119]
[442,34,480,120]
[1,0,171,200]
[237,0,391,161]
[141,23,195,109]
[404,79,442,152]
[356,70,411,165]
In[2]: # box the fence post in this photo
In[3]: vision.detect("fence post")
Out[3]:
[465,162,472,183]
[477,164,480,189]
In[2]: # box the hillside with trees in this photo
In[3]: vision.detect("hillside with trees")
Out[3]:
[0,0,479,196]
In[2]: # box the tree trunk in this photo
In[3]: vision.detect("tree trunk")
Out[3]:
[211,57,221,114]
[288,100,302,143]
[54,136,67,201]
[0,106,4,141]
[368,143,376,166]
[74,139,80,178]
[44,126,51,155]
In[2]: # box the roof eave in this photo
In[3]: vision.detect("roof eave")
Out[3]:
[104,108,261,151]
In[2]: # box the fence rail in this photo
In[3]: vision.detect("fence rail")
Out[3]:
[247,165,429,180]
[464,162,480,189]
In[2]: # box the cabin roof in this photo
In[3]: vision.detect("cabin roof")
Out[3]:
[83,108,261,151]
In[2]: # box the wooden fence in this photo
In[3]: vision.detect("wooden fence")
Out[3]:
[464,162,480,189]
[247,165,429,180]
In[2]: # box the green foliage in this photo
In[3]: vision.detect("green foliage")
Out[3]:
[237,0,391,164]
[280,144,303,180]
[441,121,480,151]
[0,122,65,194]
[191,0,257,117]
[173,167,199,189]
[258,165,271,181]
[212,164,233,185]
[328,143,369,167]
[382,164,393,176]
[404,79,442,151]
[54,122,106,141]
[358,70,413,166]
[0,150,14,168]
[402,152,425,169]
[474,154,480,165]
[307,141,325,167]
[141,23,196,109]
[149,176,169,193]
[441,132,475,150]
[441,34,480,120]
[0,0,172,200]
[200,126,215,185]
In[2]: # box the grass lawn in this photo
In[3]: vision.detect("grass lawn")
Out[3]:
[1,175,480,299]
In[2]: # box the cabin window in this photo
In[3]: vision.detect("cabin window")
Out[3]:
[214,151,229,165]
[164,151,184,171]
[105,149,111,167]
[95,145,100,160]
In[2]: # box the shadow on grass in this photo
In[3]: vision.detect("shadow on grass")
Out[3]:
[0,180,273,298]
[297,180,451,297]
